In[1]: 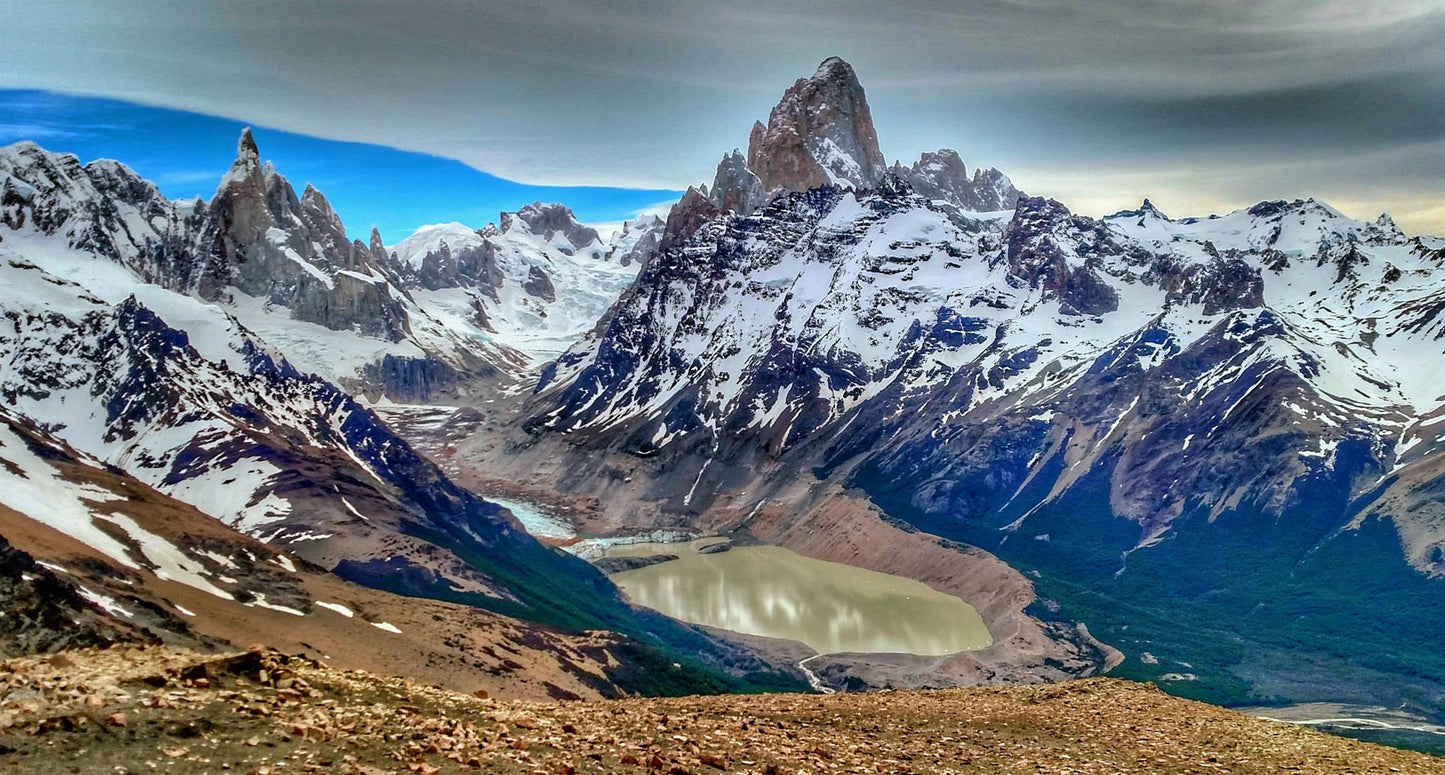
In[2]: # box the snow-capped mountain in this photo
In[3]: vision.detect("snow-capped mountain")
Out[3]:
[707,57,1020,219]
[0,127,664,403]
[389,203,648,363]
[0,134,792,693]
[513,58,1445,709]
[0,245,602,611]
[890,148,1022,213]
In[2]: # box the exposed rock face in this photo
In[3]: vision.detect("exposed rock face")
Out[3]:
[710,149,766,216]
[747,57,886,194]
[659,186,723,252]
[605,214,665,267]
[502,202,602,253]
[199,130,412,341]
[1004,196,1121,316]
[892,149,1023,212]
[701,59,1022,224]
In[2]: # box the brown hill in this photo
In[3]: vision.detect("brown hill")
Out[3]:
[1,646,1436,774]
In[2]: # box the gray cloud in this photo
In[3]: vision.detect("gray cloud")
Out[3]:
[2,0,1442,232]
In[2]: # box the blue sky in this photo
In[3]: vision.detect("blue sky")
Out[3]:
[0,90,681,244]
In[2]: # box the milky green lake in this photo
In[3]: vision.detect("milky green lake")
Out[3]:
[609,540,992,655]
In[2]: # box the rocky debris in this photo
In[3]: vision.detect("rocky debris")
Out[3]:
[891,148,1023,212]
[0,646,1432,774]
[747,57,886,194]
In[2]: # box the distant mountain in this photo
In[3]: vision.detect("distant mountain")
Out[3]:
[491,58,1445,711]
[0,133,651,402]
[0,143,796,695]
[388,203,652,363]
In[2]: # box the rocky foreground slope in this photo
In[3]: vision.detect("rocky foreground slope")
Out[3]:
[0,646,1436,774]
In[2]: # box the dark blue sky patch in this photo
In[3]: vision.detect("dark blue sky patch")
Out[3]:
[0,90,681,243]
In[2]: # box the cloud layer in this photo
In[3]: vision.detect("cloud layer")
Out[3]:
[4,0,1442,232]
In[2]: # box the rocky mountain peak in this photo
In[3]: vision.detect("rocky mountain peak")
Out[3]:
[300,183,344,231]
[659,186,721,252]
[217,128,264,195]
[890,149,1023,212]
[501,202,600,250]
[237,127,259,161]
[710,149,766,216]
[746,56,886,195]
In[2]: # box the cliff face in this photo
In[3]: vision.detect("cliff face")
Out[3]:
[746,57,886,195]
[892,148,1024,211]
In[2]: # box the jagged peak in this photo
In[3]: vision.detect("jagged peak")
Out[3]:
[888,148,1021,212]
[218,128,265,193]
[1246,197,1344,220]
[746,56,885,194]
[812,55,857,82]
[502,202,600,248]
[237,127,259,163]
[0,142,86,181]
[914,148,966,173]
[300,182,331,210]
[710,149,765,215]
[1113,198,1169,221]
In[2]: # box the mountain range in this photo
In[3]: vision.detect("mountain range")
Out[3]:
[2,56,1444,726]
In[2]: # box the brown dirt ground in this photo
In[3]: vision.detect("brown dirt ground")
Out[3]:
[1,646,1440,774]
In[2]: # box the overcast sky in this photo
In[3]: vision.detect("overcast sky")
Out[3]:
[3,0,1442,233]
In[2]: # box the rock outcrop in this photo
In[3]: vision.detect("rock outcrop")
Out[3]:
[892,148,1023,211]
[709,149,766,216]
[746,57,886,194]
[199,129,412,340]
